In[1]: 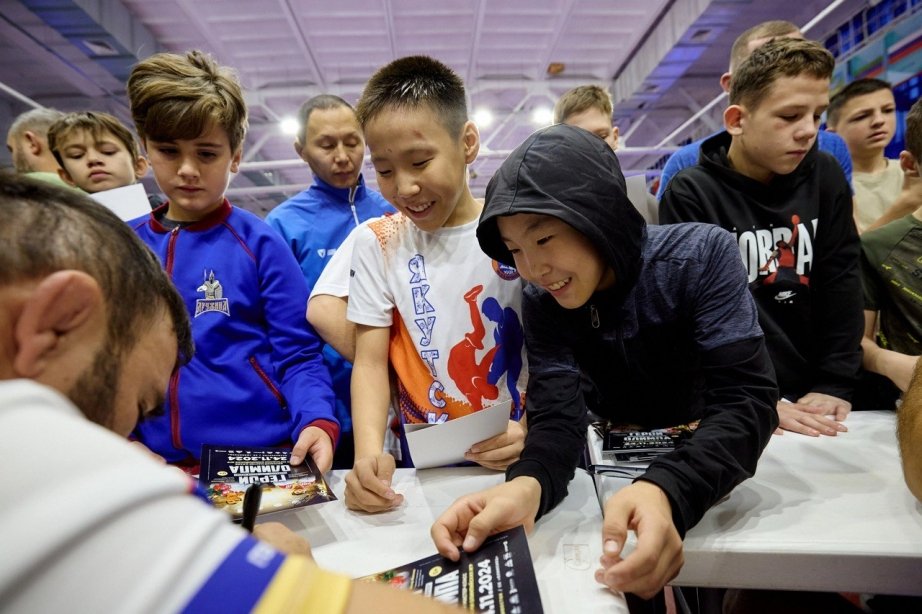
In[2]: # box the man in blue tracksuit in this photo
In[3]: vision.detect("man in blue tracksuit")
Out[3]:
[266,95,394,468]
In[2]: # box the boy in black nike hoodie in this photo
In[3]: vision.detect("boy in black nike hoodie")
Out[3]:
[660,38,863,437]
[431,124,778,599]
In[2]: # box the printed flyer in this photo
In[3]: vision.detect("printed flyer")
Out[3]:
[199,444,335,521]
[361,526,543,613]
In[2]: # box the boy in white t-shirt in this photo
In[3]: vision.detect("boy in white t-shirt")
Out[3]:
[343,56,528,513]
[828,78,909,232]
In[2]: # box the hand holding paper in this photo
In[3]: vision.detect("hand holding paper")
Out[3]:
[404,401,511,469]
[464,419,526,470]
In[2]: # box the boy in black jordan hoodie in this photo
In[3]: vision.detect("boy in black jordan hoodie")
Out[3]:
[660,38,863,437]
[430,124,778,599]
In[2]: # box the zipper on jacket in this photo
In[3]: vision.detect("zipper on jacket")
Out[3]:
[165,226,181,275]
[590,304,600,329]
[169,368,183,449]
[348,185,360,227]
[249,357,288,409]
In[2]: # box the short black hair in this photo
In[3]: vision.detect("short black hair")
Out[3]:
[356,55,467,138]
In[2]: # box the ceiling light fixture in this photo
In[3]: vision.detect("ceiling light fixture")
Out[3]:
[531,107,554,126]
[280,117,300,136]
[473,108,494,128]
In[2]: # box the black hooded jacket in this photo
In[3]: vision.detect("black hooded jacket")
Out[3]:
[660,131,863,402]
[478,125,778,535]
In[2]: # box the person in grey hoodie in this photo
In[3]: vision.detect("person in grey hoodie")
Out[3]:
[430,124,778,599]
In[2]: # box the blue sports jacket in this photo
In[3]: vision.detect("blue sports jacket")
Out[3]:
[265,175,394,289]
[131,201,338,463]
[265,175,394,433]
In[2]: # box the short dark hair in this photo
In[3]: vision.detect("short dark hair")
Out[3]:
[554,84,612,124]
[297,94,355,144]
[906,98,922,162]
[729,20,801,72]
[730,38,834,110]
[0,173,193,365]
[47,111,143,170]
[127,50,248,153]
[827,78,893,127]
[356,55,467,138]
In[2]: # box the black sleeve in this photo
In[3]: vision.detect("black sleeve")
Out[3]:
[505,290,587,520]
[808,160,863,400]
[639,336,778,536]
[659,173,705,225]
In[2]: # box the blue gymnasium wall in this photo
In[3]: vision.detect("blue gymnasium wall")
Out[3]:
[828,1,922,157]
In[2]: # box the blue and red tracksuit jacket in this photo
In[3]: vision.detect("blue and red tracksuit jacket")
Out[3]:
[130,200,338,463]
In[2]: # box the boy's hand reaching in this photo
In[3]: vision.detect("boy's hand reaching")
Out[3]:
[596,481,683,599]
[345,453,404,512]
[464,419,526,470]
[291,426,333,473]
[430,476,541,561]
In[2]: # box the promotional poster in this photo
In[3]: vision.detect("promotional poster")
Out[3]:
[594,420,699,465]
[199,445,336,521]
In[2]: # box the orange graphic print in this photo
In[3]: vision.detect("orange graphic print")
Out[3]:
[447,285,500,411]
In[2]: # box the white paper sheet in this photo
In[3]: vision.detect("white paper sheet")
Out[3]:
[403,401,510,469]
[89,183,151,221]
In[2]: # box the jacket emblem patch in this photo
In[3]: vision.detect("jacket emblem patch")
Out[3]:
[194,269,230,317]
[492,260,520,281]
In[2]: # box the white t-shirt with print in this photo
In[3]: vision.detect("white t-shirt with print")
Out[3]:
[347,213,527,425]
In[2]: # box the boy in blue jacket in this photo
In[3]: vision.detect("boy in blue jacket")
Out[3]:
[126,50,338,471]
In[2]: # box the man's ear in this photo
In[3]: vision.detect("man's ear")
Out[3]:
[461,120,480,164]
[57,167,78,188]
[13,271,104,379]
[719,72,732,93]
[133,155,149,180]
[23,130,44,155]
[293,139,305,160]
[724,105,745,136]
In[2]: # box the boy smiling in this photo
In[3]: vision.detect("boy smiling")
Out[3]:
[343,56,528,512]
[432,124,777,599]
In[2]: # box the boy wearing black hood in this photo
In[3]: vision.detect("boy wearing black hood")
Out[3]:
[431,124,778,598]
[660,38,863,436]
